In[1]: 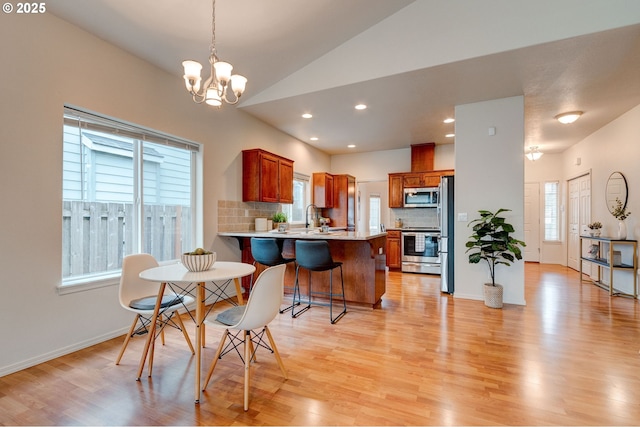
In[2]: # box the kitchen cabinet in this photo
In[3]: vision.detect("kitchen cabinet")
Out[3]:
[386,230,401,269]
[312,173,334,208]
[330,174,356,230]
[579,235,637,298]
[388,174,404,208]
[242,149,294,203]
[313,173,356,230]
[388,169,454,208]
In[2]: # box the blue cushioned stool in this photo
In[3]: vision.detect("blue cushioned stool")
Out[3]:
[291,240,347,324]
[250,237,297,313]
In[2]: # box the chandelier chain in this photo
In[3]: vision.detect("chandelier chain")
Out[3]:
[210,0,217,60]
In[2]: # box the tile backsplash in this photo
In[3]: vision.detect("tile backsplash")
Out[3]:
[217,200,281,232]
[390,207,439,229]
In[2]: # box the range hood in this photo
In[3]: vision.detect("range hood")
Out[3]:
[411,142,435,172]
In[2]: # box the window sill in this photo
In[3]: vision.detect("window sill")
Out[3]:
[57,273,120,295]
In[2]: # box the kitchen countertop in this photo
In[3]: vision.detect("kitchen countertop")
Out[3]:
[218,229,386,241]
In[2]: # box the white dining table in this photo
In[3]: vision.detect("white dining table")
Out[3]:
[138,260,256,403]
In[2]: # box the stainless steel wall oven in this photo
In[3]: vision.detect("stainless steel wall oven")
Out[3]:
[401,228,441,274]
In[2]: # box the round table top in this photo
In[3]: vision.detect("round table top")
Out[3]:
[139,260,255,283]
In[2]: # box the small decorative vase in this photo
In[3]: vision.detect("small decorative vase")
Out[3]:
[594,229,601,237]
[617,220,627,240]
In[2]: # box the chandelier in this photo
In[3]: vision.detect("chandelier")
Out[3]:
[181,0,247,107]
[526,146,543,162]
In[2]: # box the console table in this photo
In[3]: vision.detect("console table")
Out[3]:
[579,235,637,298]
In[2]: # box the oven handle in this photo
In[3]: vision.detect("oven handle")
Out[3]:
[401,232,441,237]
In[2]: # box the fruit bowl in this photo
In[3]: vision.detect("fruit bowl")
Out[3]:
[181,251,216,272]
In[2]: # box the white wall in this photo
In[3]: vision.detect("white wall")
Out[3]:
[562,105,640,240]
[454,96,526,305]
[0,13,329,376]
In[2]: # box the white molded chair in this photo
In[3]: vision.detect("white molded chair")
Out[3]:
[115,253,195,375]
[202,264,287,411]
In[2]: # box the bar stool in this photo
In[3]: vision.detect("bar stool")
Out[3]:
[250,237,297,313]
[291,240,347,324]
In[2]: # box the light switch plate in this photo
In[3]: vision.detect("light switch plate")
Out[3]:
[458,212,468,222]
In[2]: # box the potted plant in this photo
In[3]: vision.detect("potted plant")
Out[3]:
[272,211,288,232]
[465,208,526,308]
[587,221,602,237]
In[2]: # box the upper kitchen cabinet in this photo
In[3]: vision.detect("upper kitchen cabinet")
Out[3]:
[331,174,356,230]
[312,172,334,208]
[388,169,454,208]
[388,174,404,208]
[242,149,294,203]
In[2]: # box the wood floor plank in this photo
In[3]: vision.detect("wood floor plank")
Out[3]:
[1,263,640,425]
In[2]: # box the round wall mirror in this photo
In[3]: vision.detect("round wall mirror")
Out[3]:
[605,171,628,214]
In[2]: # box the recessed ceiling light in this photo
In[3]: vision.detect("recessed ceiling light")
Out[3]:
[302,113,313,119]
[555,111,582,124]
[443,118,455,124]
[445,133,455,138]
[310,137,319,141]
[347,144,356,148]
[355,104,367,110]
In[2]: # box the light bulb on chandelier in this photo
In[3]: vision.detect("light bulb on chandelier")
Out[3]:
[526,146,543,162]
[182,0,247,107]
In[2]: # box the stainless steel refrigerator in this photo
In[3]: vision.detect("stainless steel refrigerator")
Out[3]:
[439,175,454,293]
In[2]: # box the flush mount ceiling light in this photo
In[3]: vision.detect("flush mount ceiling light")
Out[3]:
[181,0,247,108]
[526,146,543,161]
[355,104,367,110]
[302,113,313,119]
[443,118,455,124]
[555,111,583,124]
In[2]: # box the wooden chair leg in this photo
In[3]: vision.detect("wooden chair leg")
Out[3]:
[244,330,251,411]
[265,326,287,379]
[148,330,156,377]
[203,330,228,390]
[174,311,195,354]
[115,315,139,365]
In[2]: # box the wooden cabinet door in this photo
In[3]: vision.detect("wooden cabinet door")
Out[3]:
[313,173,334,208]
[243,149,295,203]
[259,153,280,203]
[421,173,440,187]
[403,174,422,188]
[386,230,401,268]
[388,174,404,208]
[278,158,294,203]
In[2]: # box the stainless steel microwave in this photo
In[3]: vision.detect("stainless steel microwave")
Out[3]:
[403,187,439,208]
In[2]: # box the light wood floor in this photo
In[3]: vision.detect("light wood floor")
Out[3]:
[2,263,640,425]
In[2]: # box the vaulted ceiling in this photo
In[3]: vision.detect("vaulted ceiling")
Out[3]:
[48,0,640,155]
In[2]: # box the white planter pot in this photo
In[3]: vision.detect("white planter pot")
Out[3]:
[483,283,503,309]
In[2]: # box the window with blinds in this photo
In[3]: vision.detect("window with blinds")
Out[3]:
[544,181,560,241]
[61,106,201,287]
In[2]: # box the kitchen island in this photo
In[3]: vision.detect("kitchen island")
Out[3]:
[218,230,387,309]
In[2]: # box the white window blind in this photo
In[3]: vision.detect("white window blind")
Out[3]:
[544,181,559,241]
